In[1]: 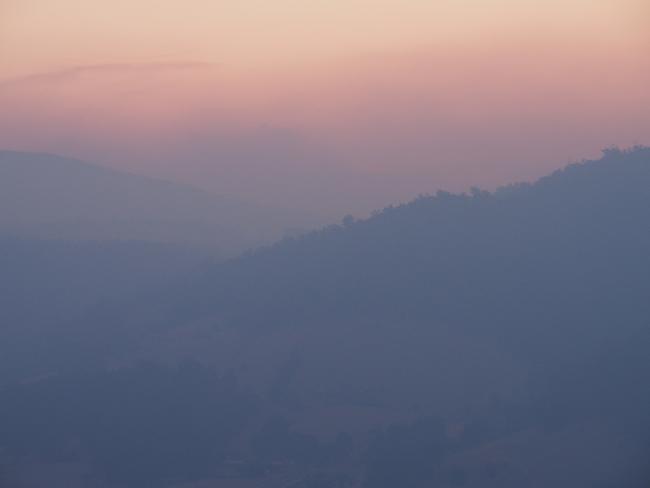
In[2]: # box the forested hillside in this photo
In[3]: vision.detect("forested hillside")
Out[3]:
[1,148,649,487]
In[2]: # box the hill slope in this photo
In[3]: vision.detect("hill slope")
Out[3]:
[135,146,650,485]
[169,145,650,352]
[2,147,650,487]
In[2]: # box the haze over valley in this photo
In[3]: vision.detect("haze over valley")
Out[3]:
[1,0,649,486]
[1,148,650,487]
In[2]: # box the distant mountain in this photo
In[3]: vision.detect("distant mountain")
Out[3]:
[2,147,650,487]
[0,150,291,254]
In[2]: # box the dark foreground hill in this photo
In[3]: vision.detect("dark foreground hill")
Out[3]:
[1,147,650,487]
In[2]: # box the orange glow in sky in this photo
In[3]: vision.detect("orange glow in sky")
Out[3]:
[1,0,648,214]
[2,0,647,76]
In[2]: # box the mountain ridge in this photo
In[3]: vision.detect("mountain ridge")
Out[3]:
[2,147,649,487]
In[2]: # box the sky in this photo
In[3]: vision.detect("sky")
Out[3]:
[1,0,649,218]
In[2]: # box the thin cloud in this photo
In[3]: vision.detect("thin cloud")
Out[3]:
[0,61,217,90]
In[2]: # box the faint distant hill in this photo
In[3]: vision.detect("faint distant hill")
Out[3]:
[0,150,290,254]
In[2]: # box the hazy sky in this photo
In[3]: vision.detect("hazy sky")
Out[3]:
[1,0,649,217]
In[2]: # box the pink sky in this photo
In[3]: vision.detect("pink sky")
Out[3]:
[1,0,649,218]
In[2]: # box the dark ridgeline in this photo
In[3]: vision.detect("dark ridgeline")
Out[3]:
[1,147,650,487]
